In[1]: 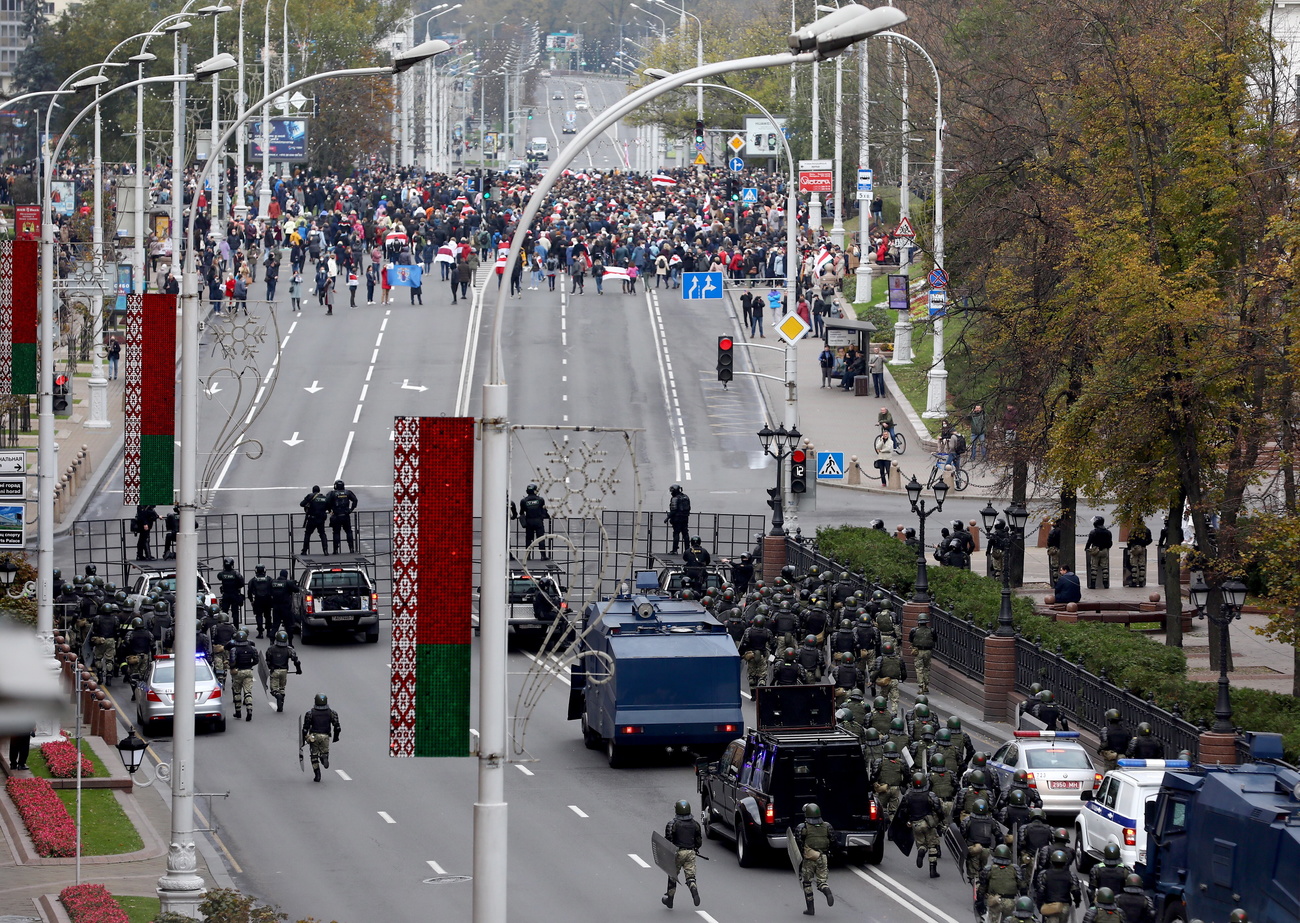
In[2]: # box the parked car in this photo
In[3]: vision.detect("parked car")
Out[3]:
[1076,758,1187,870]
[988,730,1101,817]
[125,566,219,617]
[136,654,226,734]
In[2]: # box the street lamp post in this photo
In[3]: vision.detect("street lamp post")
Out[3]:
[1188,575,1246,734]
[904,474,947,603]
[981,500,1029,636]
[854,39,872,302]
[758,423,802,535]
[477,9,907,920]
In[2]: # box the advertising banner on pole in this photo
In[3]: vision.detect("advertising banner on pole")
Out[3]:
[248,119,309,162]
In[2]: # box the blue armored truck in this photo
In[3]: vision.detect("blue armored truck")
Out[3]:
[567,573,744,768]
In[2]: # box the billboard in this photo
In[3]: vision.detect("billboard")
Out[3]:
[50,180,75,217]
[744,116,789,157]
[545,32,581,51]
[248,119,308,162]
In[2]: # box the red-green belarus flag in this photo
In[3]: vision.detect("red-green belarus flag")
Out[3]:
[123,293,177,505]
[0,239,39,394]
[390,415,474,757]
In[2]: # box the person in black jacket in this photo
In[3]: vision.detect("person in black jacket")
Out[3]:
[661,800,703,909]
[300,486,329,555]
[302,692,341,782]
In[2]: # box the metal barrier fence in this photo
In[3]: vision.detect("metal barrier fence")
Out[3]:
[1015,635,1204,759]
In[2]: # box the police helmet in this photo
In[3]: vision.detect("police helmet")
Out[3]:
[1105,708,1122,722]
[1039,690,1056,704]
[740,553,752,562]
[1228,912,1248,923]
[936,728,952,743]
[315,693,329,707]
[1094,889,1116,906]
[884,741,898,754]
[864,728,881,742]
[139,599,155,612]
[840,619,852,629]
[751,615,766,626]
[235,629,248,642]
[971,752,989,769]
[839,571,850,580]
[849,689,865,701]
[859,613,872,625]
[904,527,916,538]
[1177,750,1193,762]
[195,618,205,629]
[911,773,927,789]
[920,723,936,739]
[952,519,963,532]
[1124,874,1144,891]
[914,694,929,706]
[969,770,988,787]
[130,617,144,630]
[890,718,905,733]
[53,568,61,579]
[947,716,962,732]
[1029,682,1043,695]
[784,648,797,661]
[756,604,770,617]
[931,754,947,770]
[526,483,539,495]
[218,612,232,624]
[1102,844,1121,865]
[335,480,345,490]
[1030,808,1046,822]
[669,484,682,495]
[101,602,117,614]
[275,630,289,644]
[675,799,691,816]
[994,519,1007,530]
[1008,789,1027,806]
[973,799,991,815]
[836,708,852,723]
[1014,897,1037,916]
[85,563,97,576]
[1053,827,1070,844]
[914,703,931,719]
[105,582,117,594]
[223,557,234,568]
[781,564,796,580]
[804,803,822,820]
[870,519,885,530]
[1093,515,1105,527]
[690,535,701,546]
[1137,722,1153,736]
[873,696,888,711]
[255,565,266,575]
[993,845,1012,861]
[1013,769,1030,785]
[803,634,816,645]
[882,640,895,654]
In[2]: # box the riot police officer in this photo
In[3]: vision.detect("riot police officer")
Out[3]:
[1035,827,1075,873]
[666,484,691,554]
[246,565,273,638]
[928,753,959,827]
[132,504,159,560]
[980,845,1027,923]
[163,505,180,559]
[300,485,330,555]
[728,553,754,594]
[263,630,302,712]
[269,569,299,638]
[216,558,246,626]
[1033,850,1080,923]
[1005,768,1045,810]
[961,799,999,890]
[1125,522,1152,587]
[89,606,119,685]
[1114,873,1155,923]
[682,536,711,589]
[210,613,237,681]
[987,520,1009,580]
[326,479,358,554]
[302,692,341,782]
[517,483,550,560]
[903,773,944,878]
[739,615,774,693]
[1085,516,1113,590]
[661,799,703,909]
[795,803,835,915]
[873,741,908,818]
[1126,722,1165,759]
[831,652,863,699]
[1088,845,1131,902]
[773,648,806,685]
[1019,808,1054,871]
[1034,690,1070,731]
[909,611,937,694]
[1046,519,1062,576]
[1098,710,1133,772]
[872,640,907,713]
[227,629,260,721]
[121,617,155,698]
[1082,889,1123,923]
[796,634,825,681]
[957,769,998,824]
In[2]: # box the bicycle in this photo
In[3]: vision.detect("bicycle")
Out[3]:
[874,424,907,455]
[926,452,969,491]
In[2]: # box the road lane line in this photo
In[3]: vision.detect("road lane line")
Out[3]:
[371,348,379,363]
[696,913,721,923]
[427,860,446,874]
[628,854,650,868]
[335,430,355,481]
[862,866,964,923]
[514,764,534,776]
[359,384,368,401]
[288,321,297,334]
[381,317,389,332]
[335,770,351,780]
[352,404,362,424]
[366,366,373,382]
[378,811,396,824]
[568,805,588,818]
[375,332,383,347]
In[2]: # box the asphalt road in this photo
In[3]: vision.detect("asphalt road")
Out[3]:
[74,73,1031,923]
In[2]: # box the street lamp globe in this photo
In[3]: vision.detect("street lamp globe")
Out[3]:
[1188,571,1210,611]
[979,502,998,534]
[905,475,923,506]
[931,477,949,508]
[758,423,775,453]
[116,728,147,775]
[1007,501,1029,532]
[0,557,16,587]
[1222,579,1247,609]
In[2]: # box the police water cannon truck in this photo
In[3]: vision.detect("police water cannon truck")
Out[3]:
[1139,734,1300,923]
[566,571,743,768]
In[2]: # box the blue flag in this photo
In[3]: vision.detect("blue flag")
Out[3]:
[387,264,422,288]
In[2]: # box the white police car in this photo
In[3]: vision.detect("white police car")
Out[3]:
[1075,759,1188,871]
[989,731,1101,816]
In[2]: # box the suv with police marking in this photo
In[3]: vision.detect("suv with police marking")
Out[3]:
[695,684,886,867]
[989,730,1101,817]
[292,554,380,644]
[1075,759,1186,871]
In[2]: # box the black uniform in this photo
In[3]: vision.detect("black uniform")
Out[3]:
[132,505,159,560]
[666,489,691,554]
[1126,734,1165,759]
[326,482,358,554]
[300,487,330,555]
[517,491,550,560]
[247,570,274,636]
[682,542,711,589]
[729,558,754,595]
[270,570,300,637]
[163,506,179,559]
[217,566,246,624]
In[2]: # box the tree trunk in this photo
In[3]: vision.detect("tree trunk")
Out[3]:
[1163,494,1183,648]
[1059,488,1077,573]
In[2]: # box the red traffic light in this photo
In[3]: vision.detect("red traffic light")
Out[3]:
[792,449,806,464]
[719,337,732,351]
[54,374,68,387]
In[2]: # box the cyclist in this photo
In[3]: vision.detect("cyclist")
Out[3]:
[878,407,898,446]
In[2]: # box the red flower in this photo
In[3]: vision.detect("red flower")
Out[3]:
[40,737,95,779]
[59,883,129,923]
[6,776,78,857]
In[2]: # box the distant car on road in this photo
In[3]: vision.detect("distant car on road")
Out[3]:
[136,654,226,734]
[989,730,1101,817]
[552,91,564,99]
[575,100,589,110]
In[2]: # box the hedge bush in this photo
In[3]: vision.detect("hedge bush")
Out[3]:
[815,525,1300,760]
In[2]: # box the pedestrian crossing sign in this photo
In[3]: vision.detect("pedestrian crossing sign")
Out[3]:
[817,452,845,480]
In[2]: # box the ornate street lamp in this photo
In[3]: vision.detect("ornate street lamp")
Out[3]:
[905,474,946,602]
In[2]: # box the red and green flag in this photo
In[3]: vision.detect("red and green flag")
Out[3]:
[390,415,474,758]
[0,239,39,394]
[123,293,177,505]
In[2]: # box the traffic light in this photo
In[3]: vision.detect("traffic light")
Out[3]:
[52,373,69,413]
[716,335,733,383]
[766,486,781,512]
[527,108,534,120]
[790,448,807,494]
[483,170,493,199]
[728,178,739,201]
[695,118,704,147]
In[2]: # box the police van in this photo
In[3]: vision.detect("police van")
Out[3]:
[1076,759,1187,870]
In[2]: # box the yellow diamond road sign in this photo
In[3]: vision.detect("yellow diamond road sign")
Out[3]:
[729,134,745,153]
[693,152,707,165]
[777,313,811,344]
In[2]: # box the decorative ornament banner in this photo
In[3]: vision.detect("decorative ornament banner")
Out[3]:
[123,293,177,506]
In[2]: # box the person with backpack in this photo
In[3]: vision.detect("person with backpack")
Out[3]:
[300,485,330,555]
[545,251,559,291]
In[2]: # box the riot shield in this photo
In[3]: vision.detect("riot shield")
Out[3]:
[786,828,803,876]
[257,655,270,700]
[889,809,914,856]
[650,830,679,879]
[943,821,969,882]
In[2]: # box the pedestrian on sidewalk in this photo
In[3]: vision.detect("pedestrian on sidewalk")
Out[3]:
[874,433,893,486]
[106,337,120,380]
[741,290,754,332]
[819,344,835,388]
[969,405,987,460]
[750,294,765,337]
[869,348,886,397]
[289,271,303,314]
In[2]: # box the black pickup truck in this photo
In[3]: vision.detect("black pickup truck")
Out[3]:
[696,684,886,867]
[293,554,380,643]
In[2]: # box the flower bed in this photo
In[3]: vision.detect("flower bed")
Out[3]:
[40,735,95,779]
[5,776,77,857]
[59,883,129,923]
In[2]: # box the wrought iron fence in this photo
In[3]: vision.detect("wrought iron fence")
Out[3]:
[1015,635,1203,759]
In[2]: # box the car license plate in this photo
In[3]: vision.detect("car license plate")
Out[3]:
[1049,780,1079,789]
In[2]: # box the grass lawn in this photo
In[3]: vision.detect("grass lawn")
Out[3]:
[115,895,161,923]
[27,736,112,779]
[54,788,144,856]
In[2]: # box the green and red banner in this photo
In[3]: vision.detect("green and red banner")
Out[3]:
[390,415,474,757]
[0,239,39,395]
[123,293,177,506]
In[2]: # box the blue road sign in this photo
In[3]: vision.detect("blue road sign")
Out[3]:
[728,157,745,172]
[683,272,724,301]
[740,187,758,203]
[816,452,845,481]
[928,268,949,288]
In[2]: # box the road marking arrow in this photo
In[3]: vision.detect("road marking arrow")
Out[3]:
[204,382,222,396]
[304,381,322,393]
[283,432,303,447]
[401,380,428,392]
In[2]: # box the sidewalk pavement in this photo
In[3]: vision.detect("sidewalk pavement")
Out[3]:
[725,288,1296,698]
